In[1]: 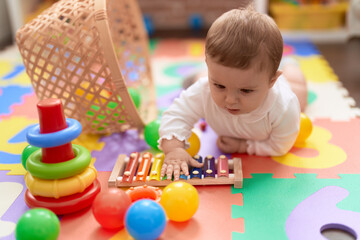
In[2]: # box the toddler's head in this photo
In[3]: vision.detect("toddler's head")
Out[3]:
[205,8,284,115]
[205,7,283,77]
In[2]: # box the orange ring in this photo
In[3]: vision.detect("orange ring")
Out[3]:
[125,185,162,203]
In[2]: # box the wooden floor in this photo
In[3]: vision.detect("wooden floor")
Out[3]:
[316,38,360,107]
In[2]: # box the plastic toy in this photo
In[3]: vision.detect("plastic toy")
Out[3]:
[125,199,166,240]
[128,87,141,109]
[160,181,199,222]
[143,14,155,36]
[190,155,203,179]
[16,0,156,134]
[149,153,165,181]
[27,99,78,163]
[23,98,100,214]
[26,144,91,179]
[25,165,97,198]
[15,208,60,240]
[189,13,204,31]
[109,153,243,188]
[135,152,152,182]
[295,113,313,144]
[186,131,201,157]
[92,188,132,229]
[25,180,101,215]
[125,185,162,203]
[21,145,40,170]
[144,119,161,150]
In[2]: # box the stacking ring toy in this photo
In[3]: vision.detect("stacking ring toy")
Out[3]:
[25,179,101,215]
[25,165,97,198]
[26,118,82,148]
[125,185,162,203]
[26,144,91,180]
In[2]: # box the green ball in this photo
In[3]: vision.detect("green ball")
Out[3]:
[16,208,60,240]
[21,145,40,170]
[128,88,141,109]
[144,120,161,150]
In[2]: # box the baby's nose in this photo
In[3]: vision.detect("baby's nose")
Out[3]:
[225,92,238,105]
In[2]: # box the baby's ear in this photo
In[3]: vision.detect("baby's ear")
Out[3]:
[269,70,282,88]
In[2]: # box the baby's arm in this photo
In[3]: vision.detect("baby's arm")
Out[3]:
[216,136,248,154]
[160,138,203,181]
[159,78,206,180]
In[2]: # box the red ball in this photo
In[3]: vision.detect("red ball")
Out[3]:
[92,188,131,229]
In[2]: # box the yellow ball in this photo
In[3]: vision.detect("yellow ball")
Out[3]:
[160,182,199,222]
[295,113,313,144]
[186,131,200,157]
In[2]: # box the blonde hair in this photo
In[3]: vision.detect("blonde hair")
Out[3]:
[205,8,283,77]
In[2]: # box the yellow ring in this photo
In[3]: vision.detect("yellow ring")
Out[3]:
[25,165,97,199]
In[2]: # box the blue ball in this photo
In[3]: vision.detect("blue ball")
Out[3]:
[125,199,166,240]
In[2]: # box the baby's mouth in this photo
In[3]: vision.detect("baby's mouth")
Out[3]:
[226,108,241,114]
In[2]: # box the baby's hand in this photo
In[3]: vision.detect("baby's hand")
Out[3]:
[217,136,247,153]
[161,148,203,181]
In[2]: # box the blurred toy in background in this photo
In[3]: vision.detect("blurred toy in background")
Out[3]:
[348,0,360,38]
[295,113,313,145]
[22,98,100,215]
[143,14,155,36]
[189,13,204,32]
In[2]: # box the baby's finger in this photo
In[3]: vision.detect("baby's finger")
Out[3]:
[166,164,173,180]
[161,163,167,178]
[173,164,180,181]
[221,136,232,144]
[180,161,189,176]
[217,137,226,148]
[189,157,204,168]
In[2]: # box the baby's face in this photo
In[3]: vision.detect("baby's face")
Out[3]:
[206,58,279,115]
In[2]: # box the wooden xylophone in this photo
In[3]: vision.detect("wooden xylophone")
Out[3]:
[108,152,243,188]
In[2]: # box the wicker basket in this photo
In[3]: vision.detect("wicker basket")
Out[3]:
[16,0,157,134]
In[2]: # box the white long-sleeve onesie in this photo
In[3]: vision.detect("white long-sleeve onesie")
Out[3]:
[158,76,301,156]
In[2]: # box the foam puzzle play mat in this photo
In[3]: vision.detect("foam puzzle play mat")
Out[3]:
[2,6,360,240]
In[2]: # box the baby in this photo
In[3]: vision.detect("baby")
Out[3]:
[158,7,304,180]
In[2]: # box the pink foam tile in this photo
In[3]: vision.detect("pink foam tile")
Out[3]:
[232,118,360,179]
[59,172,244,240]
[1,93,38,120]
[152,39,189,58]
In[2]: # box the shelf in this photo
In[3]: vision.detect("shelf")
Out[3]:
[281,28,348,43]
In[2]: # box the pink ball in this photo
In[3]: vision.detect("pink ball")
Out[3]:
[92,188,131,229]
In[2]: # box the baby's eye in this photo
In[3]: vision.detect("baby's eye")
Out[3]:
[241,89,253,94]
[214,84,225,89]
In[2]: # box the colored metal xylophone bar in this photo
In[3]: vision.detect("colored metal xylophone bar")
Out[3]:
[108,152,243,188]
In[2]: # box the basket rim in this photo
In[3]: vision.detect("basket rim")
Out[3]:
[94,0,146,130]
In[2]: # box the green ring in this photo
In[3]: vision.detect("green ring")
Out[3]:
[26,144,91,180]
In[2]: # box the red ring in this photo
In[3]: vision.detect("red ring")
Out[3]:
[25,179,101,215]
[125,185,162,203]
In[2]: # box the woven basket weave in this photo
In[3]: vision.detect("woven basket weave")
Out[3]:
[16,0,156,134]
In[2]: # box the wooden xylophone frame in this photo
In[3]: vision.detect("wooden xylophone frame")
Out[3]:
[108,154,243,188]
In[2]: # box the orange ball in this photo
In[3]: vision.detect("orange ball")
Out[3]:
[295,113,313,144]
[186,131,201,157]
